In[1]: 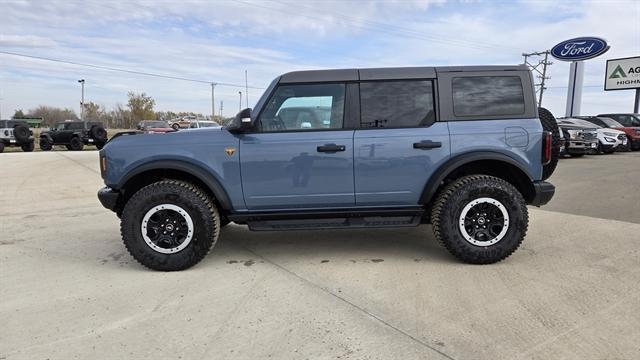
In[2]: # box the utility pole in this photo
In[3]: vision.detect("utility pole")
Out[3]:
[219,100,223,118]
[245,70,249,108]
[522,51,552,107]
[238,91,242,112]
[78,79,85,120]
[210,83,216,120]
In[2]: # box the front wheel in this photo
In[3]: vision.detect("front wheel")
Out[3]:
[39,138,52,151]
[120,180,220,271]
[431,175,528,264]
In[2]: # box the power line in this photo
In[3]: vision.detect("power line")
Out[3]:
[0,50,265,89]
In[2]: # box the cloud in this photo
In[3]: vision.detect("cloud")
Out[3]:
[0,0,638,118]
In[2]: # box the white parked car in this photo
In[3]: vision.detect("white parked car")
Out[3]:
[189,120,222,129]
[558,118,627,154]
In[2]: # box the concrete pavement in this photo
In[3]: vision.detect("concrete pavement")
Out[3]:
[1,151,639,359]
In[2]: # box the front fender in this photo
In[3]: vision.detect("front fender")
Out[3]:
[116,159,233,211]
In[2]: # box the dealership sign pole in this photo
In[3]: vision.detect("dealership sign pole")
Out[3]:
[550,37,610,117]
[604,56,640,112]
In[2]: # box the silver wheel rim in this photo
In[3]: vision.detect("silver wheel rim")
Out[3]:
[458,197,509,247]
[141,204,194,254]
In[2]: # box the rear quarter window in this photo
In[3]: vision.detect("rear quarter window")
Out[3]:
[452,76,525,117]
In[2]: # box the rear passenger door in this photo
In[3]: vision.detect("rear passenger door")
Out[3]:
[353,79,451,206]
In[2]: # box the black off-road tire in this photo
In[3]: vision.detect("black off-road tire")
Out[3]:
[538,107,560,180]
[21,142,34,152]
[69,137,84,151]
[91,125,108,142]
[0,143,4,153]
[39,138,52,151]
[65,145,73,150]
[431,175,528,264]
[120,180,220,271]
[13,124,30,143]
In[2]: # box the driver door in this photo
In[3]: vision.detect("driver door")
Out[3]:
[239,83,355,210]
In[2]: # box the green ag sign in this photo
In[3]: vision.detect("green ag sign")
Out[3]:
[605,56,640,90]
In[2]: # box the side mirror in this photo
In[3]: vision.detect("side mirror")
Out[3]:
[227,108,253,133]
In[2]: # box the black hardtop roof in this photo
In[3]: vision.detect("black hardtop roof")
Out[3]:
[279,65,528,83]
[597,113,640,116]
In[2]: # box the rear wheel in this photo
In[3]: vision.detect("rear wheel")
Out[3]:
[172,123,180,130]
[431,175,528,264]
[538,107,560,180]
[21,142,34,152]
[39,138,52,151]
[120,180,220,271]
[69,137,84,151]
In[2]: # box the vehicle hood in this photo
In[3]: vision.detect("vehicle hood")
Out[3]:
[106,127,229,148]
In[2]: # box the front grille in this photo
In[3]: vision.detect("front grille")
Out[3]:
[582,132,597,140]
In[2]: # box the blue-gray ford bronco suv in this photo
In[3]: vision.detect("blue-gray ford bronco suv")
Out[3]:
[98,65,559,271]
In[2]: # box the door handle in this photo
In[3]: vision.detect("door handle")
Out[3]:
[317,144,346,153]
[413,140,442,150]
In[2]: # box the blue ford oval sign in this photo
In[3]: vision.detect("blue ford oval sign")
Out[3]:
[551,37,609,61]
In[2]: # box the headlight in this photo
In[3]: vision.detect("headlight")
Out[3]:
[567,129,580,139]
[604,137,615,143]
[603,132,617,137]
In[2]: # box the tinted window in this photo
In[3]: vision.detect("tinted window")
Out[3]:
[360,80,435,128]
[68,122,85,130]
[259,84,345,132]
[452,76,525,117]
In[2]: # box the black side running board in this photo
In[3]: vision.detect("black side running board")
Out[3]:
[227,207,424,231]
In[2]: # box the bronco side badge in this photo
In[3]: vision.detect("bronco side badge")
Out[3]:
[225,146,236,156]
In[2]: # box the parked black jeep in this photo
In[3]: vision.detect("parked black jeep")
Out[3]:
[0,120,35,153]
[40,121,108,151]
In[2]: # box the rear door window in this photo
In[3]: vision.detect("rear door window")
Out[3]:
[452,76,525,117]
[359,80,435,128]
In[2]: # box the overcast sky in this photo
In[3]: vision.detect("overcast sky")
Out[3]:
[1,0,639,118]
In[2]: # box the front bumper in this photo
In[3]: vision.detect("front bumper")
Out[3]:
[98,187,120,212]
[531,181,555,207]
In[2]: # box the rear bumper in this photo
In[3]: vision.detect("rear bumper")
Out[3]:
[98,187,120,212]
[0,138,33,146]
[531,181,555,207]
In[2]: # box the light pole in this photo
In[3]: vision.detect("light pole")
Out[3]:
[78,79,85,120]
[211,83,216,120]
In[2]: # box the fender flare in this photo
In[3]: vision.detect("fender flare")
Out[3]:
[40,133,53,142]
[117,160,233,211]
[420,151,535,205]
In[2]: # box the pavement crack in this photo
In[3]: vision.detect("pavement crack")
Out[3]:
[55,152,100,175]
[234,242,457,360]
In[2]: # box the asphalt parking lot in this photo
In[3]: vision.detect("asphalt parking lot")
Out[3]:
[1,151,639,360]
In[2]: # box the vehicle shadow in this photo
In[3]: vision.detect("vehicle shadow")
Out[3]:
[214,223,455,265]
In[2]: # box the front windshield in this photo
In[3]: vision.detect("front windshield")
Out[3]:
[600,117,623,128]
